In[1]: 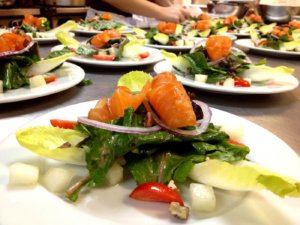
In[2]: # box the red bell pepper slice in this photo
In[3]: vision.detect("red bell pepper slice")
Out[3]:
[50,119,78,129]
[129,182,184,206]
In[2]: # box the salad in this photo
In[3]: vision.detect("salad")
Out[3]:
[250,20,300,52]
[11,71,300,220]
[77,12,128,32]
[161,35,295,87]
[0,31,74,93]
[184,12,264,38]
[53,30,150,62]
[135,22,195,47]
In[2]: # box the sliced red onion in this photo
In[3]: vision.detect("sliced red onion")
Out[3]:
[78,117,162,134]
[0,41,35,58]
[207,57,226,66]
[143,100,211,137]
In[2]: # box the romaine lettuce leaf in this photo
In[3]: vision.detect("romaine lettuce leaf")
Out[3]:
[189,159,300,197]
[241,65,294,82]
[16,126,87,165]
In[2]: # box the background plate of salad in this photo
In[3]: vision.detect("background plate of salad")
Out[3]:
[0,62,85,104]
[51,45,164,67]
[235,39,300,57]
[72,27,134,36]
[0,100,299,225]
[154,60,299,94]
[31,32,75,44]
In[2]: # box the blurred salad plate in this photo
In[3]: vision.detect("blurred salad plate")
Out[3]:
[0,72,300,224]
[154,35,298,94]
[0,31,83,103]
[51,30,163,67]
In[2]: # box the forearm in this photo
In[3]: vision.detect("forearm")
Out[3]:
[103,0,164,20]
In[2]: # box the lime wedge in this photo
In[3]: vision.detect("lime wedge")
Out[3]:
[118,71,152,92]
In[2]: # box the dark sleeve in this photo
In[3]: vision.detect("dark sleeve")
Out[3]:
[88,0,131,17]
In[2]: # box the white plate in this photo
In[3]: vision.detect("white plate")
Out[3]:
[235,39,300,57]
[72,27,134,35]
[154,60,299,94]
[51,45,163,67]
[145,43,193,51]
[0,62,85,104]
[233,33,250,38]
[32,32,75,44]
[0,100,299,225]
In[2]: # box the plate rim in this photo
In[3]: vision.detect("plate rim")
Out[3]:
[51,45,163,67]
[235,39,300,56]
[153,60,299,94]
[0,62,85,104]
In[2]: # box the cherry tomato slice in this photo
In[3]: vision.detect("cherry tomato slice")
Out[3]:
[234,79,250,87]
[92,54,115,61]
[130,182,184,206]
[228,139,245,146]
[139,52,149,59]
[44,74,57,84]
[50,119,78,129]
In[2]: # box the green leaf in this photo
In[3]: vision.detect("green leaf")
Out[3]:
[16,126,87,165]
[189,159,300,197]
[117,70,152,92]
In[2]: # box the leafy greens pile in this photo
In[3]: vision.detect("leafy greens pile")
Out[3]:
[0,42,40,91]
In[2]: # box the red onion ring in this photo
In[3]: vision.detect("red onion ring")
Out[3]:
[78,117,162,134]
[0,41,35,58]
[143,100,211,137]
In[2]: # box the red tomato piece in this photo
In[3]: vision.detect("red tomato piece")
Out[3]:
[129,182,184,206]
[44,74,57,84]
[234,79,251,87]
[92,54,115,61]
[50,119,78,129]
[228,139,245,146]
[139,51,149,59]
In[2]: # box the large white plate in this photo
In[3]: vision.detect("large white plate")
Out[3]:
[235,39,300,57]
[32,32,75,44]
[154,60,299,94]
[0,62,85,104]
[145,43,193,51]
[51,45,163,67]
[0,100,299,225]
[72,27,134,36]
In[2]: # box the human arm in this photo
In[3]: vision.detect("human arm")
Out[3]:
[102,0,191,23]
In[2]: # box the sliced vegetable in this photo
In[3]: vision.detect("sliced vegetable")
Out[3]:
[92,54,115,61]
[16,126,87,165]
[50,119,78,129]
[189,183,216,212]
[130,181,184,205]
[47,20,77,34]
[44,74,57,83]
[189,159,300,197]
[117,70,152,92]
[42,167,75,193]
[241,65,294,82]
[9,162,39,186]
[26,52,75,76]
[56,30,80,48]
[29,75,46,88]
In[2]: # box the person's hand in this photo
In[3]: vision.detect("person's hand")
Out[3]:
[159,4,191,23]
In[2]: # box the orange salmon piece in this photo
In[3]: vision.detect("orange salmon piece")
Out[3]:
[147,72,196,128]
[206,35,232,61]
